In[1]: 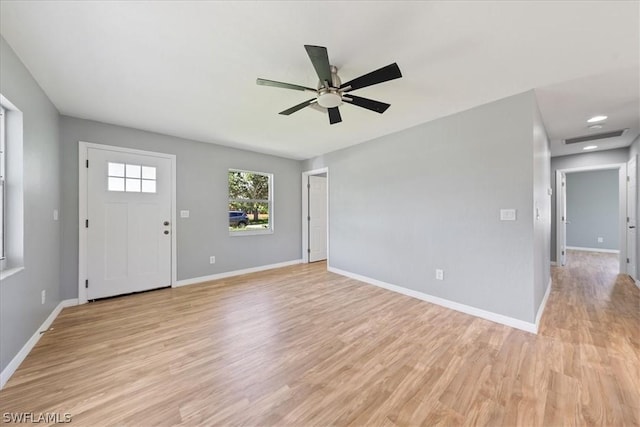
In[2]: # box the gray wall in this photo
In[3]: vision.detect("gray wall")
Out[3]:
[305,91,548,323]
[550,148,628,261]
[60,117,302,299]
[565,170,619,250]
[0,37,62,372]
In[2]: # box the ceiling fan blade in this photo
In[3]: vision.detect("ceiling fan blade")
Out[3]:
[340,63,402,92]
[328,107,342,125]
[343,94,390,114]
[257,78,316,92]
[304,45,333,87]
[279,98,317,115]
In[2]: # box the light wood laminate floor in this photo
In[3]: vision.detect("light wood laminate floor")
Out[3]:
[1,250,638,426]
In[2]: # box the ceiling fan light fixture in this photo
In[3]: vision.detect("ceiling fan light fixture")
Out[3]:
[317,91,342,108]
[587,115,607,123]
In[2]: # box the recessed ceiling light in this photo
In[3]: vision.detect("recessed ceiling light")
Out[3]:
[583,145,598,150]
[588,124,603,130]
[587,115,607,123]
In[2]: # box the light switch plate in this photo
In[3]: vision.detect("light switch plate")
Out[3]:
[500,209,517,221]
[180,210,190,218]
[53,209,59,221]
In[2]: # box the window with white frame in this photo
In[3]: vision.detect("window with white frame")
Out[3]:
[0,95,24,274]
[228,169,273,234]
[107,162,157,193]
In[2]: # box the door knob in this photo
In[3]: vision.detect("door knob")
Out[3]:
[164,230,169,235]
[630,226,636,229]
[164,221,170,226]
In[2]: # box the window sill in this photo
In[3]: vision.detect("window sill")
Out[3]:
[0,266,25,281]
[229,229,274,237]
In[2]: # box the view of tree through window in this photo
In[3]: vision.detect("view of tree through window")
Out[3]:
[228,170,272,233]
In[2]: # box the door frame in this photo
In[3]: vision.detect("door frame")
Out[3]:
[555,162,627,273]
[627,154,638,283]
[301,167,329,264]
[78,141,177,304]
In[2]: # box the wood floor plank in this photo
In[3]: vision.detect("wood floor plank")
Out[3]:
[1,251,638,426]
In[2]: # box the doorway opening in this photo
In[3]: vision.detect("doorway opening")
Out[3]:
[555,162,629,275]
[302,168,328,264]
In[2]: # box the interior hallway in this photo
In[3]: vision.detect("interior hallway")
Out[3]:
[0,252,638,426]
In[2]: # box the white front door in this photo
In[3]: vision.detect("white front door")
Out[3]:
[308,175,327,262]
[87,147,172,299]
[627,155,637,279]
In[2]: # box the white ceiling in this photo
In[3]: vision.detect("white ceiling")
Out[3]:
[536,66,639,157]
[1,1,638,160]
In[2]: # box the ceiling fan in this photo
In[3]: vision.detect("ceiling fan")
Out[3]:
[256,45,402,125]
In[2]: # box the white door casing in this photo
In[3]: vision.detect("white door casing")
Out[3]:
[555,163,627,274]
[627,155,637,279]
[309,175,327,262]
[556,170,567,266]
[79,142,176,303]
[301,167,329,264]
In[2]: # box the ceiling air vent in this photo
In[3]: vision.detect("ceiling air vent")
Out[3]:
[564,129,628,145]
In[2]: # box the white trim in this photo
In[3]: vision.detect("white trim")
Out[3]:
[555,163,627,273]
[635,279,640,289]
[301,167,329,264]
[534,277,552,328]
[566,246,620,254]
[555,170,566,266]
[0,299,78,389]
[328,267,539,334]
[78,142,177,304]
[0,266,24,281]
[557,163,625,173]
[174,259,303,287]
[550,261,557,266]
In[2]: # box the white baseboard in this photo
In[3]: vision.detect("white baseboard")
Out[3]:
[550,261,557,266]
[174,259,303,287]
[328,267,539,334]
[0,298,78,389]
[635,279,640,289]
[566,246,619,254]
[534,277,552,328]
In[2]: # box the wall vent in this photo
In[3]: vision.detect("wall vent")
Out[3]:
[564,129,628,144]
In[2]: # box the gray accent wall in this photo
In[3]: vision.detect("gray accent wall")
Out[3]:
[565,170,619,250]
[59,117,302,299]
[305,91,550,324]
[0,37,62,373]
[550,148,628,261]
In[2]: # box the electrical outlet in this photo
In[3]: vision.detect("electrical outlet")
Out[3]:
[209,256,216,264]
[435,269,444,281]
[597,237,604,243]
[41,290,46,305]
